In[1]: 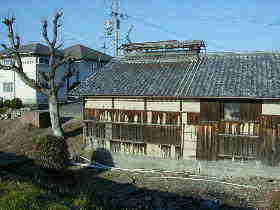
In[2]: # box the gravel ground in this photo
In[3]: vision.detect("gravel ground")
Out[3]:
[80,150,280,209]
[68,164,275,209]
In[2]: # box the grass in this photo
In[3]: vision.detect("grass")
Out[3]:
[0,169,128,210]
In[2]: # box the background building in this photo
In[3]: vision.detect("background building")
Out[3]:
[0,43,111,105]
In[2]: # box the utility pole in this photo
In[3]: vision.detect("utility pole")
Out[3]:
[111,0,121,56]
[104,0,129,56]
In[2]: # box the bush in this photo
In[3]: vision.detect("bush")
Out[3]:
[32,135,70,172]
[3,99,11,107]
[0,107,8,115]
[10,98,23,109]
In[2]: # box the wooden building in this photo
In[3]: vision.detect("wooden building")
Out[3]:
[71,40,280,163]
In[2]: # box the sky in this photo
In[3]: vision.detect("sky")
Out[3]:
[0,0,280,55]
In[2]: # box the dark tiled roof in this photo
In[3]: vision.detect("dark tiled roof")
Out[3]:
[63,44,112,62]
[70,52,280,98]
[0,43,63,56]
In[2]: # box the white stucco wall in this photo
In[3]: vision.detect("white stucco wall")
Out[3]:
[85,98,113,109]
[114,98,145,110]
[147,100,180,112]
[0,57,37,104]
[182,101,200,112]
[262,102,280,115]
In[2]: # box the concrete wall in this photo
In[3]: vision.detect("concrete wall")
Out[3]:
[89,151,280,179]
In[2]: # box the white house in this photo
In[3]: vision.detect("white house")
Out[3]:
[0,43,111,105]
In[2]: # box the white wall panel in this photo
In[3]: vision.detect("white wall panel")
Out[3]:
[182,101,200,112]
[147,101,180,112]
[85,99,113,109]
[114,98,145,110]
[262,102,280,115]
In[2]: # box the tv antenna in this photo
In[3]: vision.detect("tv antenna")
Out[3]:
[103,0,129,56]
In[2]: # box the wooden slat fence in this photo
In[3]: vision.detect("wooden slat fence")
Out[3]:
[111,123,181,145]
[196,123,219,160]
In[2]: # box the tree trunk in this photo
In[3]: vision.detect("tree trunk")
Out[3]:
[49,96,64,137]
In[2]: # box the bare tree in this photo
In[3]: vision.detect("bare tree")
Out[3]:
[0,12,78,137]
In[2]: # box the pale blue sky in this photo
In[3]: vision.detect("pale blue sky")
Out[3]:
[0,0,280,55]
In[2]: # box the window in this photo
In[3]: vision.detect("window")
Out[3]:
[3,82,13,92]
[200,100,262,122]
[0,59,12,65]
[223,102,240,121]
[38,57,49,64]
[91,63,95,72]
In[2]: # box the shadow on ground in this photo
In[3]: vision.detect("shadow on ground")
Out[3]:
[0,149,259,210]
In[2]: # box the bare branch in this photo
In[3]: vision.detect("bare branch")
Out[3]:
[42,20,51,46]
[15,34,20,49]
[1,44,8,50]
[1,17,25,71]
[52,11,63,47]
[52,55,75,70]
[3,17,16,48]
[21,72,50,96]
[54,59,78,92]
[54,42,64,50]
[38,72,51,90]
[38,71,50,82]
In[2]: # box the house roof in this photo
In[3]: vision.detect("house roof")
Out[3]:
[63,44,112,62]
[66,52,280,99]
[0,43,112,61]
[0,43,63,56]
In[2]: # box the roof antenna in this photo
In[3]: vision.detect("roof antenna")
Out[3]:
[125,25,134,44]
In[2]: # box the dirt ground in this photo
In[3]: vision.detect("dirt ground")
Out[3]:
[0,117,84,158]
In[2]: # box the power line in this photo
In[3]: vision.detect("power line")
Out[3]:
[127,14,231,51]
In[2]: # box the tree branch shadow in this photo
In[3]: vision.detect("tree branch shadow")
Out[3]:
[0,150,257,210]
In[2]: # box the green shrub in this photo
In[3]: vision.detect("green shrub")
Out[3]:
[10,98,23,109]
[32,135,70,172]
[3,99,11,108]
[0,107,8,115]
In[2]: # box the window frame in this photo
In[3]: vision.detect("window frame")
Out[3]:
[200,100,262,123]
[3,82,13,93]
[222,102,241,122]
